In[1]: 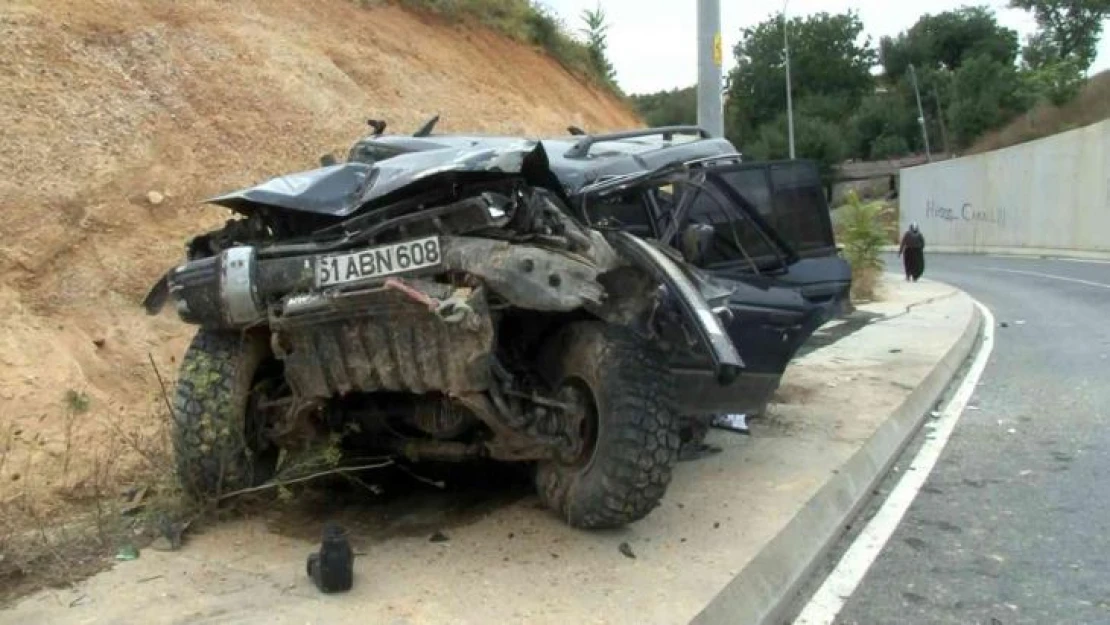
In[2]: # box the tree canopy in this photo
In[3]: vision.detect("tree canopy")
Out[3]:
[1010,0,1110,69]
[628,3,1107,171]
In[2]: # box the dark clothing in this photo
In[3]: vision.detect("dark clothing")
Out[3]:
[899,230,926,281]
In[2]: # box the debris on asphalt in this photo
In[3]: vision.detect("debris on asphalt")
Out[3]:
[93,338,106,349]
[146,190,165,205]
[1007,428,1017,434]
[307,522,354,593]
[429,531,450,543]
[1000,322,1009,328]
[115,544,139,561]
[713,522,720,529]
[1015,320,1026,325]
[711,413,750,435]
[889,348,902,353]
[137,574,165,584]
[618,542,636,559]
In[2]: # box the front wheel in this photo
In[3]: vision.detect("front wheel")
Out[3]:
[172,329,281,500]
[535,321,680,529]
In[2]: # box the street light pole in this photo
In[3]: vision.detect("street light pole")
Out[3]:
[908,63,932,162]
[783,0,795,159]
[696,0,724,137]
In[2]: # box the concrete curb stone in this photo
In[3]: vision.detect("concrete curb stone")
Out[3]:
[690,290,984,625]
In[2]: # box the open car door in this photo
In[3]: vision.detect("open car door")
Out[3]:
[578,157,850,416]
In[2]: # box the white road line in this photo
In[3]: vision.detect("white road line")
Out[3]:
[793,300,996,625]
[987,267,1110,290]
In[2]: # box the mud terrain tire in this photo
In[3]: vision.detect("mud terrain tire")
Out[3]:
[172,329,279,499]
[535,321,680,529]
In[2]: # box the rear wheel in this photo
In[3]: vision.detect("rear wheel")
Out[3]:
[172,329,281,500]
[535,321,680,529]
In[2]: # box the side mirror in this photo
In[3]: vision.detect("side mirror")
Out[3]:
[679,224,715,266]
[319,154,338,167]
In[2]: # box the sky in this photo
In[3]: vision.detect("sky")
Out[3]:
[544,0,1110,94]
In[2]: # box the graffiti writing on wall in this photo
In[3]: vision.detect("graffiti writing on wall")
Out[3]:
[925,200,1006,226]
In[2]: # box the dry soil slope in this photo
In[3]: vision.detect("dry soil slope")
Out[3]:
[0,0,640,505]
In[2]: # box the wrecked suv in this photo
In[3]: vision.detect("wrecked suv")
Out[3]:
[144,119,850,529]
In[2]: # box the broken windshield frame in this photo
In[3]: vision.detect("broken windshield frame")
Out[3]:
[576,156,799,272]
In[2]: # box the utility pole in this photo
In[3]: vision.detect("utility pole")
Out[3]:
[932,84,950,156]
[783,0,795,159]
[908,63,932,162]
[697,0,724,137]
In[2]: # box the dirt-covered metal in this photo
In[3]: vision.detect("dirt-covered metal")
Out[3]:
[145,118,852,529]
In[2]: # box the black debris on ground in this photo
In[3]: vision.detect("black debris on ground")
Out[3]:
[618,542,636,559]
[429,531,450,543]
[307,522,354,594]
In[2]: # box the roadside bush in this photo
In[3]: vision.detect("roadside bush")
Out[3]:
[837,190,891,301]
[389,0,618,92]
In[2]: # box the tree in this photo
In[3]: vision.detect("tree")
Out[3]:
[947,54,1027,146]
[745,113,848,176]
[1020,53,1086,105]
[879,6,1020,79]
[849,92,919,158]
[726,11,876,142]
[878,7,1030,150]
[630,86,697,127]
[1010,0,1110,70]
[579,4,617,84]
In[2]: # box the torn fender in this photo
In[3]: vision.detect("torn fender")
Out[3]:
[605,231,744,385]
[439,237,613,312]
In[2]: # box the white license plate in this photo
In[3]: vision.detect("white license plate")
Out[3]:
[316,236,442,288]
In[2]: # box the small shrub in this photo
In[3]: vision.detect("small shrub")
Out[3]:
[386,0,618,92]
[838,190,891,301]
[65,389,90,414]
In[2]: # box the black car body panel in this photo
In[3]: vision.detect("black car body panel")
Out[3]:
[157,124,850,418]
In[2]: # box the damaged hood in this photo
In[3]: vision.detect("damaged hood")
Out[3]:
[206,139,550,218]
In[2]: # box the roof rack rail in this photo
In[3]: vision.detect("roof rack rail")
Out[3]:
[564,126,712,158]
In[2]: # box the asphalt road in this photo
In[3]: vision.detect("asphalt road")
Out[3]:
[815,254,1110,625]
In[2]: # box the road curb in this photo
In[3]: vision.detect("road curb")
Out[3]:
[879,245,1110,261]
[690,291,984,625]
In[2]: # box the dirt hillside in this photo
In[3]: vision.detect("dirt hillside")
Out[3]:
[0,0,639,522]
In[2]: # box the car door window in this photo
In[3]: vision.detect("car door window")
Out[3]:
[768,163,835,256]
[679,179,779,269]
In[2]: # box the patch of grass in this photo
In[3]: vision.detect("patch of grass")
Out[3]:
[836,190,892,302]
[64,390,90,414]
[388,0,620,93]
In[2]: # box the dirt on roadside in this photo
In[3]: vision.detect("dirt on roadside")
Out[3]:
[0,0,639,594]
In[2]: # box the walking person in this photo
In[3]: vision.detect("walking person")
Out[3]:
[898,222,926,282]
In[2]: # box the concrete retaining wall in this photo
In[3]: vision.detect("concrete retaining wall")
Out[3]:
[899,119,1110,258]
